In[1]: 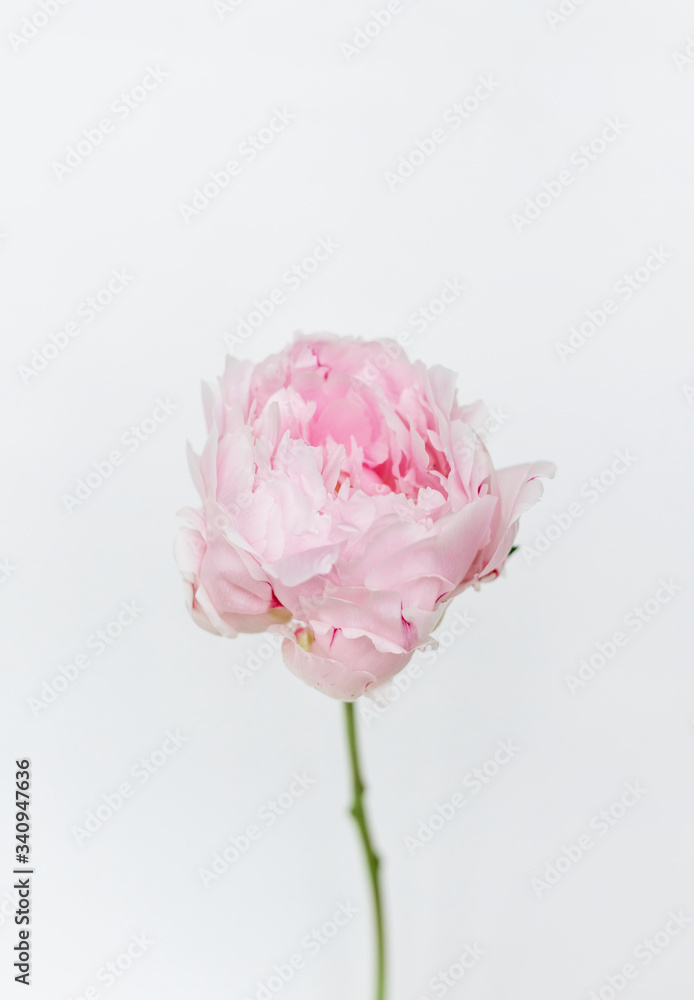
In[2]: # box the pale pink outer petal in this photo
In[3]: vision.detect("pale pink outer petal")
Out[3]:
[175,528,290,638]
[280,635,378,700]
[174,527,219,635]
[266,544,342,589]
[301,588,409,652]
[218,355,255,428]
[472,460,556,582]
[396,574,456,611]
[364,494,497,593]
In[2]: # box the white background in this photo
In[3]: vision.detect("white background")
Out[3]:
[1,0,693,998]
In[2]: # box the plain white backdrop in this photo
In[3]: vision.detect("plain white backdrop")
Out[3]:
[1,1,693,997]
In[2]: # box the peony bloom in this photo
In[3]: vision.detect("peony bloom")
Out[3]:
[175,334,553,699]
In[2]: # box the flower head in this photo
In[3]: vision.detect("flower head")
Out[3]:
[176,334,553,699]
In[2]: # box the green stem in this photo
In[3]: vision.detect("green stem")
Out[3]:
[344,701,386,1000]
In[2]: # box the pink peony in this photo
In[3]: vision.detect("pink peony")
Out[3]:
[175,334,553,699]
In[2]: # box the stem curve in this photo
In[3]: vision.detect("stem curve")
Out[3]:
[344,701,386,1000]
